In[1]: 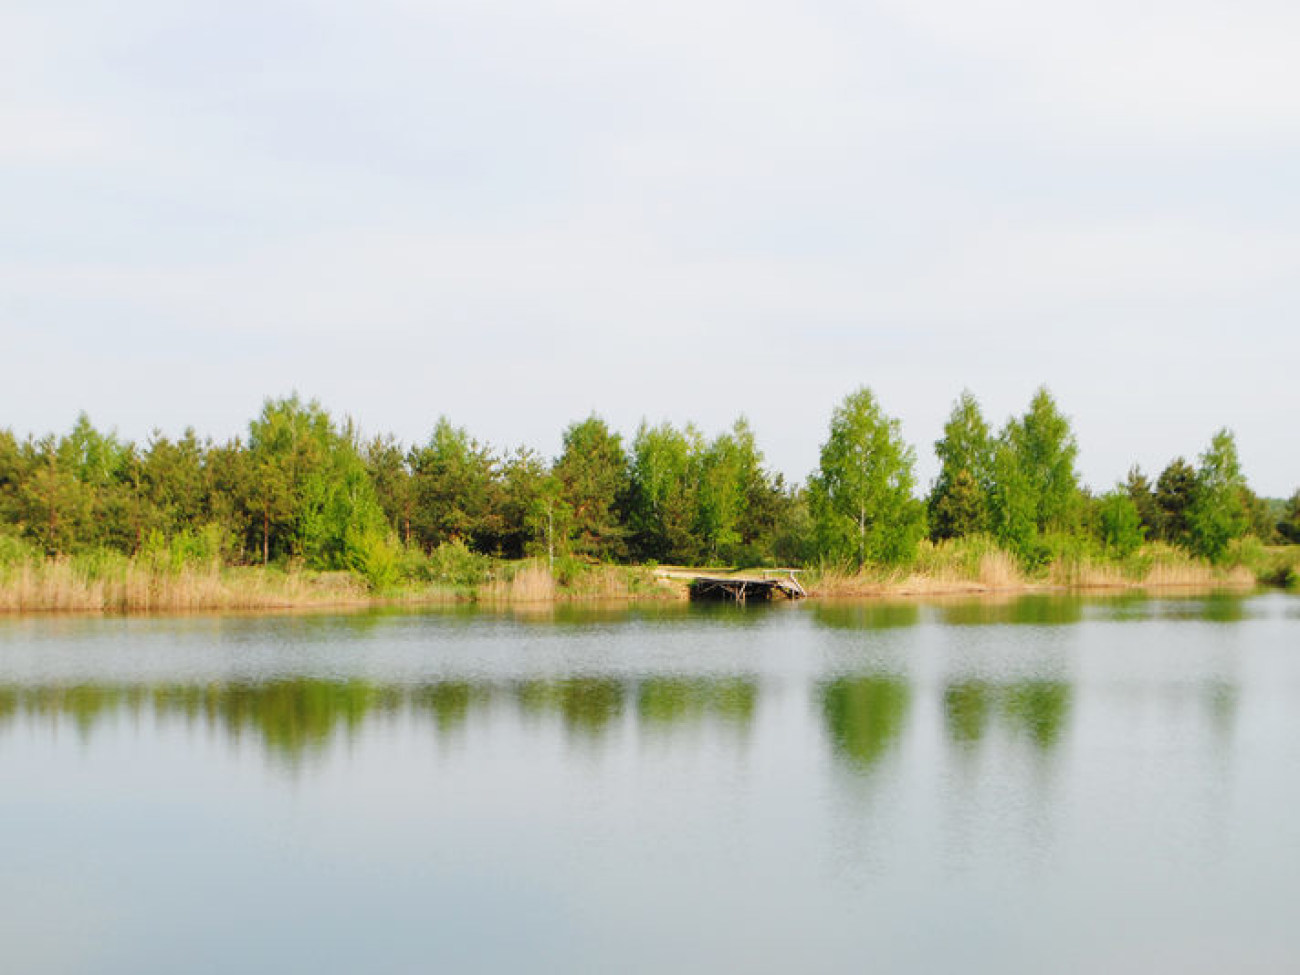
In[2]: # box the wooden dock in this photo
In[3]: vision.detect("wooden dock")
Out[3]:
[688,573,806,603]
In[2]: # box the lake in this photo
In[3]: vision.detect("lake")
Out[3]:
[2,593,1298,973]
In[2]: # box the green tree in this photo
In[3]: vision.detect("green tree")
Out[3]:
[553,414,629,561]
[1154,458,1197,548]
[1239,486,1278,544]
[626,421,702,563]
[523,473,572,566]
[364,434,415,547]
[988,439,1037,555]
[297,418,395,577]
[17,436,93,556]
[1188,429,1249,562]
[1279,490,1300,544]
[929,391,993,539]
[988,387,1081,557]
[205,439,255,563]
[0,429,21,528]
[246,395,333,563]
[142,429,208,539]
[1004,387,1081,532]
[695,419,761,563]
[931,467,987,542]
[1124,466,1162,541]
[808,388,925,567]
[498,446,553,559]
[1097,488,1145,557]
[409,418,501,552]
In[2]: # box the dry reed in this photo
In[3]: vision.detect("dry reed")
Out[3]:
[0,560,369,614]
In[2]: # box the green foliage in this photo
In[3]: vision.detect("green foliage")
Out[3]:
[988,439,1037,556]
[626,420,702,563]
[0,529,40,569]
[1031,531,1102,577]
[67,546,131,582]
[930,467,987,541]
[0,388,1278,592]
[551,553,588,587]
[911,533,1005,578]
[364,434,416,547]
[299,449,392,572]
[523,475,573,565]
[246,394,335,564]
[1154,457,1197,547]
[1188,429,1249,563]
[1097,489,1145,558]
[1240,486,1278,544]
[140,524,230,573]
[1281,490,1300,544]
[553,414,629,561]
[1124,466,1162,540]
[409,418,502,552]
[929,391,993,539]
[498,447,551,559]
[809,388,925,567]
[986,387,1082,561]
[695,419,758,563]
[1005,387,1082,532]
[345,526,403,592]
[427,539,492,588]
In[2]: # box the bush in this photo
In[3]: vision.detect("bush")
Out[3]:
[1097,490,1144,558]
[552,554,588,588]
[346,529,403,592]
[428,539,492,588]
[141,524,231,574]
[0,531,39,570]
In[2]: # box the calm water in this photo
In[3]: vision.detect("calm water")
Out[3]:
[3,594,1299,974]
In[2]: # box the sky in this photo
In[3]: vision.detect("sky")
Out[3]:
[3,0,1298,495]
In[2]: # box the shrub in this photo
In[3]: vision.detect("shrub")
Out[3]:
[428,539,492,588]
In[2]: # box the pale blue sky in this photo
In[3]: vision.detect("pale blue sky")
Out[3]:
[3,0,1298,494]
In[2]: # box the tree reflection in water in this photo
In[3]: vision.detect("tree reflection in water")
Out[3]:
[0,675,763,766]
[943,679,1071,752]
[820,676,911,772]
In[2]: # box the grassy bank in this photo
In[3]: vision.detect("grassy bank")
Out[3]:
[801,538,1287,597]
[0,550,680,614]
[1,538,1295,614]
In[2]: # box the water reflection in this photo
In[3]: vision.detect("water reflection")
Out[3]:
[637,678,756,726]
[937,595,1085,627]
[820,676,911,772]
[515,678,626,735]
[812,602,921,631]
[943,681,992,745]
[0,675,761,765]
[1002,681,1071,749]
[1158,594,1249,623]
[942,679,1072,751]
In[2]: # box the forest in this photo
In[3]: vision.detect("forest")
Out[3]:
[1,386,1297,595]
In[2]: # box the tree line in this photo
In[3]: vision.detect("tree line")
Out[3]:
[0,389,1295,585]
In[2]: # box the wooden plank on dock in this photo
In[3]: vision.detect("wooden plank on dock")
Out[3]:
[688,573,805,603]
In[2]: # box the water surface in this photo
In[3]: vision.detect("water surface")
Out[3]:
[2,594,1298,973]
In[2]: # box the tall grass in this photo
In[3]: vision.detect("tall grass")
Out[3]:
[804,536,1262,597]
[0,534,368,613]
[0,559,368,613]
[478,560,680,602]
[2,530,1287,614]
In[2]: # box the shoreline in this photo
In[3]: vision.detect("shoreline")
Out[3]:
[0,567,1270,617]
